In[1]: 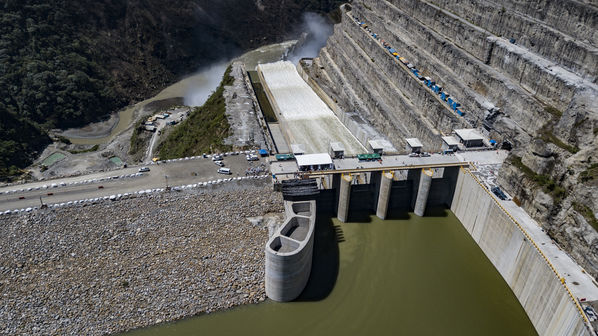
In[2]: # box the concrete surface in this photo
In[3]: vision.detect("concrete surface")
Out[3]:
[257,61,366,155]
[337,174,352,222]
[376,171,393,219]
[268,123,291,154]
[452,168,591,336]
[414,168,433,217]
[265,200,316,302]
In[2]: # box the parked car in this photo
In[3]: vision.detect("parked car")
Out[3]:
[214,160,224,167]
[138,167,150,172]
[491,186,507,200]
[246,154,259,161]
[218,168,231,175]
[212,154,223,161]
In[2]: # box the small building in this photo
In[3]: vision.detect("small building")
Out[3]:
[144,121,154,126]
[329,142,345,159]
[441,136,460,152]
[144,125,157,132]
[368,139,396,155]
[454,129,484,148]
[258,149,269,157]
[296,153,334,171]
[291,144,306,156]
[405,138,423,153]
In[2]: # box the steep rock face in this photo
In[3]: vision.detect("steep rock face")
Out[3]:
[312,0,598,277]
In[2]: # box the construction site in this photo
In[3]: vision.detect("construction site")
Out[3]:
[2,1,597,335]
[248,2,598,335]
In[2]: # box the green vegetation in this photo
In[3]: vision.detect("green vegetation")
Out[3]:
[573,202,598,232]
[157,66,234,159]
[248,71,278,122]
[510,156,567,201]
[544,105,563,117]
[68,144,99,154]
[0,111,51,181]
[579,163,598,183]
[537,105,579,154]
[538,124,579,154]
[56,136,72,145]
[129,117,150,157]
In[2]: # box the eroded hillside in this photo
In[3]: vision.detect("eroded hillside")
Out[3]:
[310,1,598,277]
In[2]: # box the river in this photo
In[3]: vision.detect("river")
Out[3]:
[62,40,297,146]
[124,209,537,336]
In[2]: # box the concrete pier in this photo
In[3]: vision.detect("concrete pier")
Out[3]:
[414,168,433,217]
[265,200,316,302]
[337,174,352,222]
[376,171,393,219]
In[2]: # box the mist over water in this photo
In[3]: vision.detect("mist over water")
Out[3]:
[288,12,334,64]
[183,61,229,107]
[183,12,334,107]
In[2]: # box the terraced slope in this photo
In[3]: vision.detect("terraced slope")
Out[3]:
[310,1,598,277]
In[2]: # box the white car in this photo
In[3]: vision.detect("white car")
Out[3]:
[138,167,150,172]
[214,160,225,167]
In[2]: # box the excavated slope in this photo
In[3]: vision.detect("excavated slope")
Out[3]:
[311,0,598,278]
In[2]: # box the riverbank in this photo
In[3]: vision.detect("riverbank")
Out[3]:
[0,182,283,335]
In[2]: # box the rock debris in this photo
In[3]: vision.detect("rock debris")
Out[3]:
[0,182,283,335]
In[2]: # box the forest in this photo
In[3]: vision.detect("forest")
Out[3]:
[0,0,344,181]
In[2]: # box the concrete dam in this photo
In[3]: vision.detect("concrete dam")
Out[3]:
[265,163,593,335]
[256,2,598,334]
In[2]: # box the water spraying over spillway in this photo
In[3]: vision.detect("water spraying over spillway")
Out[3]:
[183,62,229,107]
[288,13,335,64]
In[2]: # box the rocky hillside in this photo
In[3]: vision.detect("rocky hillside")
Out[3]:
[0,0,344,181]
[310,1,598,277]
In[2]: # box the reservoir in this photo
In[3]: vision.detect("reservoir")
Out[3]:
[124,209,537,335]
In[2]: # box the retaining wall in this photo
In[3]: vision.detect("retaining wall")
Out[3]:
[451,169,590,336]
[265,200,316,302]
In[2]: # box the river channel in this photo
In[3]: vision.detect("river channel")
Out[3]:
[63,41,297,146]
[124,209,537,335]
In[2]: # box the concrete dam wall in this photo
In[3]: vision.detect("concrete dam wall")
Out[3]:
[451,169,589,336]
[306,0,598,306]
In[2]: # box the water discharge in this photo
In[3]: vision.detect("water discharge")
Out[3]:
[125,210,537,336]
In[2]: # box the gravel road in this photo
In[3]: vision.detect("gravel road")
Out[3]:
[0,180,283,335]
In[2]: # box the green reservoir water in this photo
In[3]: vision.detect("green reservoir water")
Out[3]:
[125,210,537,336]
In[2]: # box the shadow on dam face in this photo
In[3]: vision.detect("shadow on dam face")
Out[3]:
[390,206,450,219]
[295,215,340,302]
